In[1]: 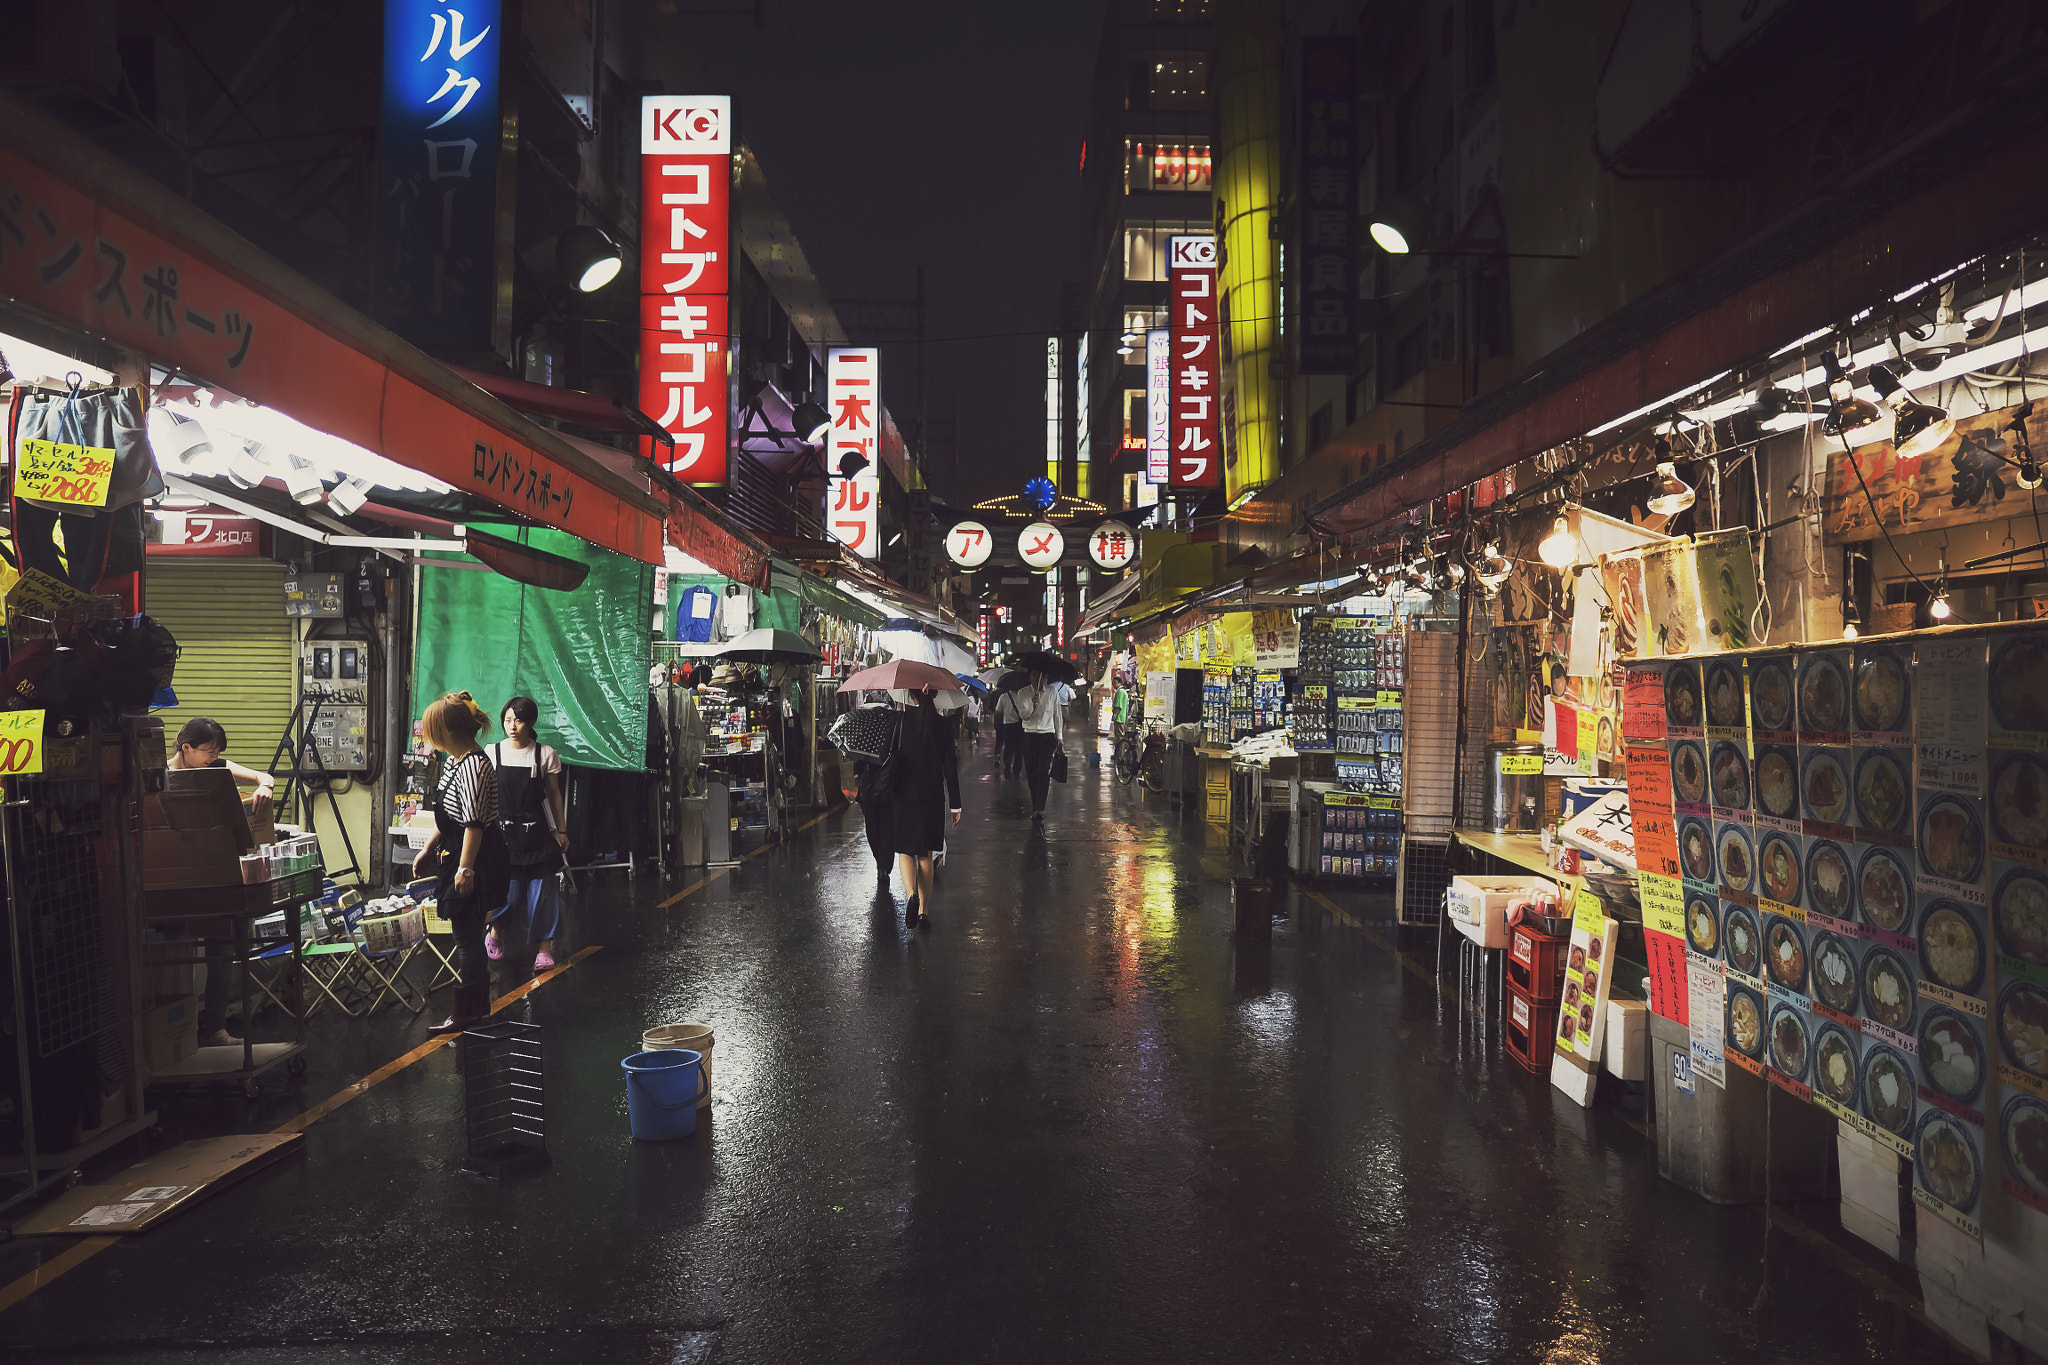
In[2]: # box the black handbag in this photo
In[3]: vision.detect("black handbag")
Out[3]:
[829,705,896,762]
[1050,748,1068,784]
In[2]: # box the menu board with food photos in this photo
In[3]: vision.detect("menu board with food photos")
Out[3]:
[1617,628,2048,1239]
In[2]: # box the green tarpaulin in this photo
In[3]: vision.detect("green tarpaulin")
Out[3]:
[416,526,651,772]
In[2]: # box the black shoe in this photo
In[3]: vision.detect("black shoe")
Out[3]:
[905,893,920,926]
[916,911,931,931]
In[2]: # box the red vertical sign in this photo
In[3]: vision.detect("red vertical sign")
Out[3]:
[1167,235,1220,488]
[639,96,731,484]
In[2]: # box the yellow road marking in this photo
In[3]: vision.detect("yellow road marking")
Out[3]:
[0,1237,116,1314]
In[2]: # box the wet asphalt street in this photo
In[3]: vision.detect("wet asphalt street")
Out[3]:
[2,733,1978,1363]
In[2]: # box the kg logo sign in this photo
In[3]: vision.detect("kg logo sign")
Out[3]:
[1168,236,1216,269]
[642,95,730,154]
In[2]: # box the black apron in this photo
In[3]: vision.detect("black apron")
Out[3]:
[493,742,562,874]
[431,752,512,918]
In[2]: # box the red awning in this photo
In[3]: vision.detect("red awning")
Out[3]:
[1308,122,2048,539]
[0,89,663,565]
[445,366,643,434]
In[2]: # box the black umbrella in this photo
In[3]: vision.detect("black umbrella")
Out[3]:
[992,670,1031,693]
[1018,651,1081,686]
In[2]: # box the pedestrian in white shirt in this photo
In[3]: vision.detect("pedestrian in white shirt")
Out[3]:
[994,686,1025,779]
[1015,671,1072,821]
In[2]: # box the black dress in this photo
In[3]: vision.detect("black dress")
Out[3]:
[881,705,961,855]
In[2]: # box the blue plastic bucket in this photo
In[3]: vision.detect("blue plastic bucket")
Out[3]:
[621,1049,706,1140]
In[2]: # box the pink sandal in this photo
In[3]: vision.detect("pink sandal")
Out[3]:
[485,929,503,961]
[534,949,556,970]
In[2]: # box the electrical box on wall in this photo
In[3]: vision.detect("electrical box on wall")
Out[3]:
[298,639,370,772]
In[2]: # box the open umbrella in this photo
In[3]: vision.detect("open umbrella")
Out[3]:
[976,666,1011,688]
[1018,651,1081,686]
[716,628,822,665]
[992,671,1031,692]
[876,618,977,674]
[835,659,963,694]
[954,673,990,694]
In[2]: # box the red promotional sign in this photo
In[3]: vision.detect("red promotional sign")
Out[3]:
[639,96,731,484]
[1167,235,1220,488]
[826,348,881,557]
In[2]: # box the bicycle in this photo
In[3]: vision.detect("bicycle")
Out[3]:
[1112,721,1144,785]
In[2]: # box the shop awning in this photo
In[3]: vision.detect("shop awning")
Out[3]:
[766,558,886,630]
[1308,110,2048,539]
[1077,573,1143,633]
[0,88,664,565]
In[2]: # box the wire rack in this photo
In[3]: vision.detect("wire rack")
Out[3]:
[458,1017,549,1178]
[1397,836,1452,928]
[3,777,127,1060]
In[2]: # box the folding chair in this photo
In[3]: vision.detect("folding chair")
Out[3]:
[344,899,428,1016]
[407,879,462,995]
[248,896,356,1020]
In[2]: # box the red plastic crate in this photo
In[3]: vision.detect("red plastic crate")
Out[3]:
[1505,923,1568,1002]
[1504,979,1560,1073]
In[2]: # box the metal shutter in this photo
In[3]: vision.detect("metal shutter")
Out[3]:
[145,560,298,772]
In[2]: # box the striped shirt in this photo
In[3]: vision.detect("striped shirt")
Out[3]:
[436,750,500,828]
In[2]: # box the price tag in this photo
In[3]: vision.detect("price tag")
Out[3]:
[0,709,46,776]
[15,438,116,508]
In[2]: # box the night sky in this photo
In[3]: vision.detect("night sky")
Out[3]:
[687,0,1108,506]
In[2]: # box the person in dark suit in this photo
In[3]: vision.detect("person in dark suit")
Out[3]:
[883,689,961,929]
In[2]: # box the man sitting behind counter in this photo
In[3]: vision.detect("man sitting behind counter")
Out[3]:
[165,716,274,1048]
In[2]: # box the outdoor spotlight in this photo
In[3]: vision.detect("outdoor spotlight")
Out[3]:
[791,400,832,445]
[1930,590,1952,621]
[1821,353,1882,438]
[1869,364,1953,462]
[1477,544,1512,590]
[147,408,213,472]
[557,225,624,293]
[1646,461,1696,516]
[1538,515,1579,570]
[836,450,871,479]
[281,454,325,505]
[1754,386,1789,422]
[227,440,270,490]
[1367,192,1429,255]
[328,475,374,516]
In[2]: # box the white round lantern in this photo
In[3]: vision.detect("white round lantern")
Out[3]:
[946,520,994,568]
[1087,521,1136,570]
[1017,521,1065,569]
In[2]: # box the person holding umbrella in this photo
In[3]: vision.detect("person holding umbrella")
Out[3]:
[1013,652,1078,822]
[837,661,963,928]
[994,680,1025,779]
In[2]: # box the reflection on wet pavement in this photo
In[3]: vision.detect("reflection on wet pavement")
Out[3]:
[0,737,1976,1363]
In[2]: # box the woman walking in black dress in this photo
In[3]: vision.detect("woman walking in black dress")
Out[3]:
[885,689,961,929]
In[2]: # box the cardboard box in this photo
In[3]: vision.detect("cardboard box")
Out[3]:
[142,826,246,890]
[145,959,195,1000]
[11,1133,303,1237]
[144,996,198,1072]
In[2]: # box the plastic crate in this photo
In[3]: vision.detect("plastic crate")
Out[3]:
[1504,980,1559,1073]
[1505,923,1569,1002]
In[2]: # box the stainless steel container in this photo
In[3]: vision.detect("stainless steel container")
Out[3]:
[1485,742,1546,833]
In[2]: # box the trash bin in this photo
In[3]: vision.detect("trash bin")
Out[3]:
[1649,1011,1837,1205]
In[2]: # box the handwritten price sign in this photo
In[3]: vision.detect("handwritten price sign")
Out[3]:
[16,439,116,508]
[0,709,46,776]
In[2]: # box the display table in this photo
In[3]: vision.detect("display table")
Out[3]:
[1450,829,1587,897]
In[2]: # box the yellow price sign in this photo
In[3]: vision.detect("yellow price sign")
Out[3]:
[0,709,46,776]
[16,438,116,508]
[1636,871,1687,937]
[1499,753,1542,775]
[1574,888,1608,936]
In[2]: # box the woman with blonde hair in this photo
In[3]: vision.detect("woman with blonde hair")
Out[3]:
[410,691,511,1031]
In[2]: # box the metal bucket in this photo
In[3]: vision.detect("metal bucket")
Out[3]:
[1485,742,1545,833]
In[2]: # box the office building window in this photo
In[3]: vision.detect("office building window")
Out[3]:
[1124,224,1202,282]
[1127,141,1212,194]
[1127,52,1208,112]
[1138,0,1212,21]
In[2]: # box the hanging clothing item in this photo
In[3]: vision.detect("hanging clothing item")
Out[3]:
[713,588,754,642]
[675,585,718,643]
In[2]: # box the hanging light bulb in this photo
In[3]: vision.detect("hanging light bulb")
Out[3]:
[1928,575,1953,621]
[2018,453,2043,491]
[1820,353,1883,439]
[1868,364,1953,463]
[1477,543,1512,590]
[1842,619,1860,640]
[1841,594,1861,641]
[2009,404,2040,489]
[1646,442,1696,516]
[1446,558,1467,585]
[1538,514,1579,570]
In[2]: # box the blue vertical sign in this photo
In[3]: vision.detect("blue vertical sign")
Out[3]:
[375,0,503,348]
